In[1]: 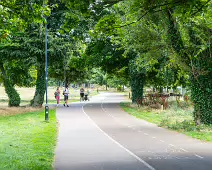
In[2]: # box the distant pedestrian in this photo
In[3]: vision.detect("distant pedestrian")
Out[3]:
[80,87,85,101]
[63,86,69,107]
[54,87,60,107]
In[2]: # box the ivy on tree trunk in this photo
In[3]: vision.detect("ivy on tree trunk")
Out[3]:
[190,48,212,124]
[129,60,145,103]
[166,8,212,124]
[130,73,145,103]
[30,59,45,107]
[0,61,20,106]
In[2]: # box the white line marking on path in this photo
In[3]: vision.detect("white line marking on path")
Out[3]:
[180,148,188,152]
[152,137,156,139]
[100,97,107,112]
[194,154,204,159]
[169,144,175,147]
[101,103,107,112]
[160,140,165,143]
[144,133,148,136]
[82,104,156,170]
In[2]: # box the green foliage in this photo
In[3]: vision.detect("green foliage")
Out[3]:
[63,0,93,15]
[89,68,106,86]
[67,56,88,83]
[107,74,129,90]
[86,37,128,73]
[48,33,89,84]
[0,39,36,87]
[95,14,119,35]
[0,0,47,41]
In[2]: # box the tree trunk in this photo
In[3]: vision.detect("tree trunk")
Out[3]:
[191,74,212,124]
[58,81,61,87]
[30,62,45,107]
[129,60,145,103]
[64,77,68,88]
[0,61,20,106]
[166,8,212,124]
[130,73,145,103]
[159,86,163,93]
[190,48,212,124]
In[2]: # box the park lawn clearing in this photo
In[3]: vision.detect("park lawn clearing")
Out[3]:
[0,109,57,170]
[120,102,212,142]
[0,86,98,107]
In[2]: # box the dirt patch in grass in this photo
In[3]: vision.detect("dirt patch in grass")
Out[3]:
[0,107,43,116]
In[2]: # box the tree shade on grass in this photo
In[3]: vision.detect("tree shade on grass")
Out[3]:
[0,109,57,170]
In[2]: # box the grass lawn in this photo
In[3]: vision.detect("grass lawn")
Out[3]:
[120,101,212,142]
[0,109,57,170]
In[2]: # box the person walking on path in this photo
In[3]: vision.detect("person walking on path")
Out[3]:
[54,87,60,107]
[63,86,69,107]
[80,87,85,101]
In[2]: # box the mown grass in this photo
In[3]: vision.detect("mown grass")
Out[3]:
[0,109,57,170]
[120,101,212,142]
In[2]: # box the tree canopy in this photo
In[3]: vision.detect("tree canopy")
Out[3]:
[0,0,211,124]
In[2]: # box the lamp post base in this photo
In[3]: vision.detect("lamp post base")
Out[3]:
[45,105,49,121]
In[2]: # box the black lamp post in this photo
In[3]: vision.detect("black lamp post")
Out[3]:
[45,18,49,121]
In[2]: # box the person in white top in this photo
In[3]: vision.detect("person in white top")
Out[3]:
[63,86,69,107]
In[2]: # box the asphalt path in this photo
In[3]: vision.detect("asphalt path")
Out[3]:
[54,92,212,170]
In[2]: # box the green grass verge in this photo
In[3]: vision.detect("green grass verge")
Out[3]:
[0,109,57,170]
[120,102,212,142]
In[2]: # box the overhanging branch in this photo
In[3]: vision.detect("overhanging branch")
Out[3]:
[191,0,211,16]
[113,1,182,28]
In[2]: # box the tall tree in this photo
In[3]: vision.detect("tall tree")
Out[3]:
[66,0,212,124]
[0,0,46,106]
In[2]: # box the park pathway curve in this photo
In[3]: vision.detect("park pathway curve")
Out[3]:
[54,92,212,170]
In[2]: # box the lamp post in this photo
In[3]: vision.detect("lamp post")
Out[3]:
[45,18,49,121]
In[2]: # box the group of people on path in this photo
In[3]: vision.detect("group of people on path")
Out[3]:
[54,86,69,107]
[54,86,88,107]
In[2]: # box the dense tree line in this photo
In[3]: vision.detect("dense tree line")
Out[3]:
[0,0,211,124]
